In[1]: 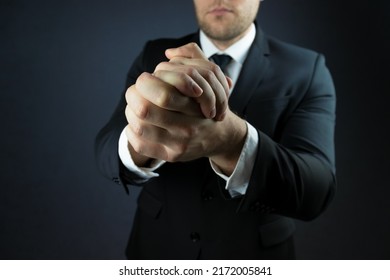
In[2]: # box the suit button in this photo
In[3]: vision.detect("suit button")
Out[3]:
[190,232,200,243]
[250,201,262,211]
[112,177,120,184]
[201,191,214,201]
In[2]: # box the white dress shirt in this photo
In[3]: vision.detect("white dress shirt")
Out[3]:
[118,23,259,197]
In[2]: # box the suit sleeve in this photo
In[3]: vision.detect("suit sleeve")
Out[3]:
[94,46,150,190]
[239,54,337,221]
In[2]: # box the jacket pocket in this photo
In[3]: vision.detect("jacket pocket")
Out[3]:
[137,190,163,219]
[258,218,296,247]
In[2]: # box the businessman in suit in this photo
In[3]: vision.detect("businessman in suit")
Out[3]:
[95,0,336,259]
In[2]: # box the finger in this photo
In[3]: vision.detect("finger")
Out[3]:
[169,57,230,97]
[154,63,218,119]
[126,113,190,158]
[213,76,232,121]
[127,89,201,130]
[158,60,228,120]
[194,67,228,121]
[173,57,232,121]
[165,42,208,60]
[125,124,169,161]
[134,72,201,116]
[153,69,203,98]
[154,68,217,118]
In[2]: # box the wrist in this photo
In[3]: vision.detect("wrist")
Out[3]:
[209,111,247,176]
[127,142,154,167]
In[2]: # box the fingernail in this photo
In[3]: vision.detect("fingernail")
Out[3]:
[192,83,203,97]
[209,107,216,119]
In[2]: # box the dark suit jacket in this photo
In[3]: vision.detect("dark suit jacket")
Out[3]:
[95,28,336,259]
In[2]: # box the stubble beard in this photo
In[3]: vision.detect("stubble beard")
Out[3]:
[199,17,246,42]
[198,16,253,46]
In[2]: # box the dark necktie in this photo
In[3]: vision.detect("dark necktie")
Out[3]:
[210,54,232,74]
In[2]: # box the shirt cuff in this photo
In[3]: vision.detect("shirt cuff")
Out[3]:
[209,122,259,197]
[118,127,165,183]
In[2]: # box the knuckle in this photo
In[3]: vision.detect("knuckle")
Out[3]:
[179,74,192,90]
[189,125,198,137]
[177,71,188,82]
[182,125,197,138]
[175,72,191,87]
[156,89,173,108]
[137,72,150,83]
[155,61,170,71]
[205,69,215,81]
[125,104,130,116]
[125,85,135,104]
[125,105,134,123]
[132,121,144,137]
[153,69,163,78]
[169,57,181,64]
[180,73,196,90]
[188,42,198,49]
[184,67,197,77]
[210,64,220,74]
[134,102,149,120]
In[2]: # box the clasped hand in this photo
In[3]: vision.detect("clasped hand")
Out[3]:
[125,43,246,174]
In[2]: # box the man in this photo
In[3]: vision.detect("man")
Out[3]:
[95,0,336,259]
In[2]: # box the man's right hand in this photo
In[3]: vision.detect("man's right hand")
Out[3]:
[124,43,232,166]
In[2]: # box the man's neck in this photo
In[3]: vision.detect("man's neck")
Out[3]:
[209,24,254,51]
[200,23,256,66]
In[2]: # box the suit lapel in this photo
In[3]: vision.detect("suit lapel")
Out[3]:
[228,29,270,117]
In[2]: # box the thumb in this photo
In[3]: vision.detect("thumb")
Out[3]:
[165,42,208,60]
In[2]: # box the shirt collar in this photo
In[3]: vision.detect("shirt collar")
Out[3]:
[200,23,256,65]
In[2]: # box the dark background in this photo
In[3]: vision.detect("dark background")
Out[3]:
[1,0,389,259]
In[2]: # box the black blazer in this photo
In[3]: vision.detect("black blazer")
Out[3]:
[95,28,336,259]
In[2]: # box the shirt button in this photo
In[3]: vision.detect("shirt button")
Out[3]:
[190,232,201,243]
